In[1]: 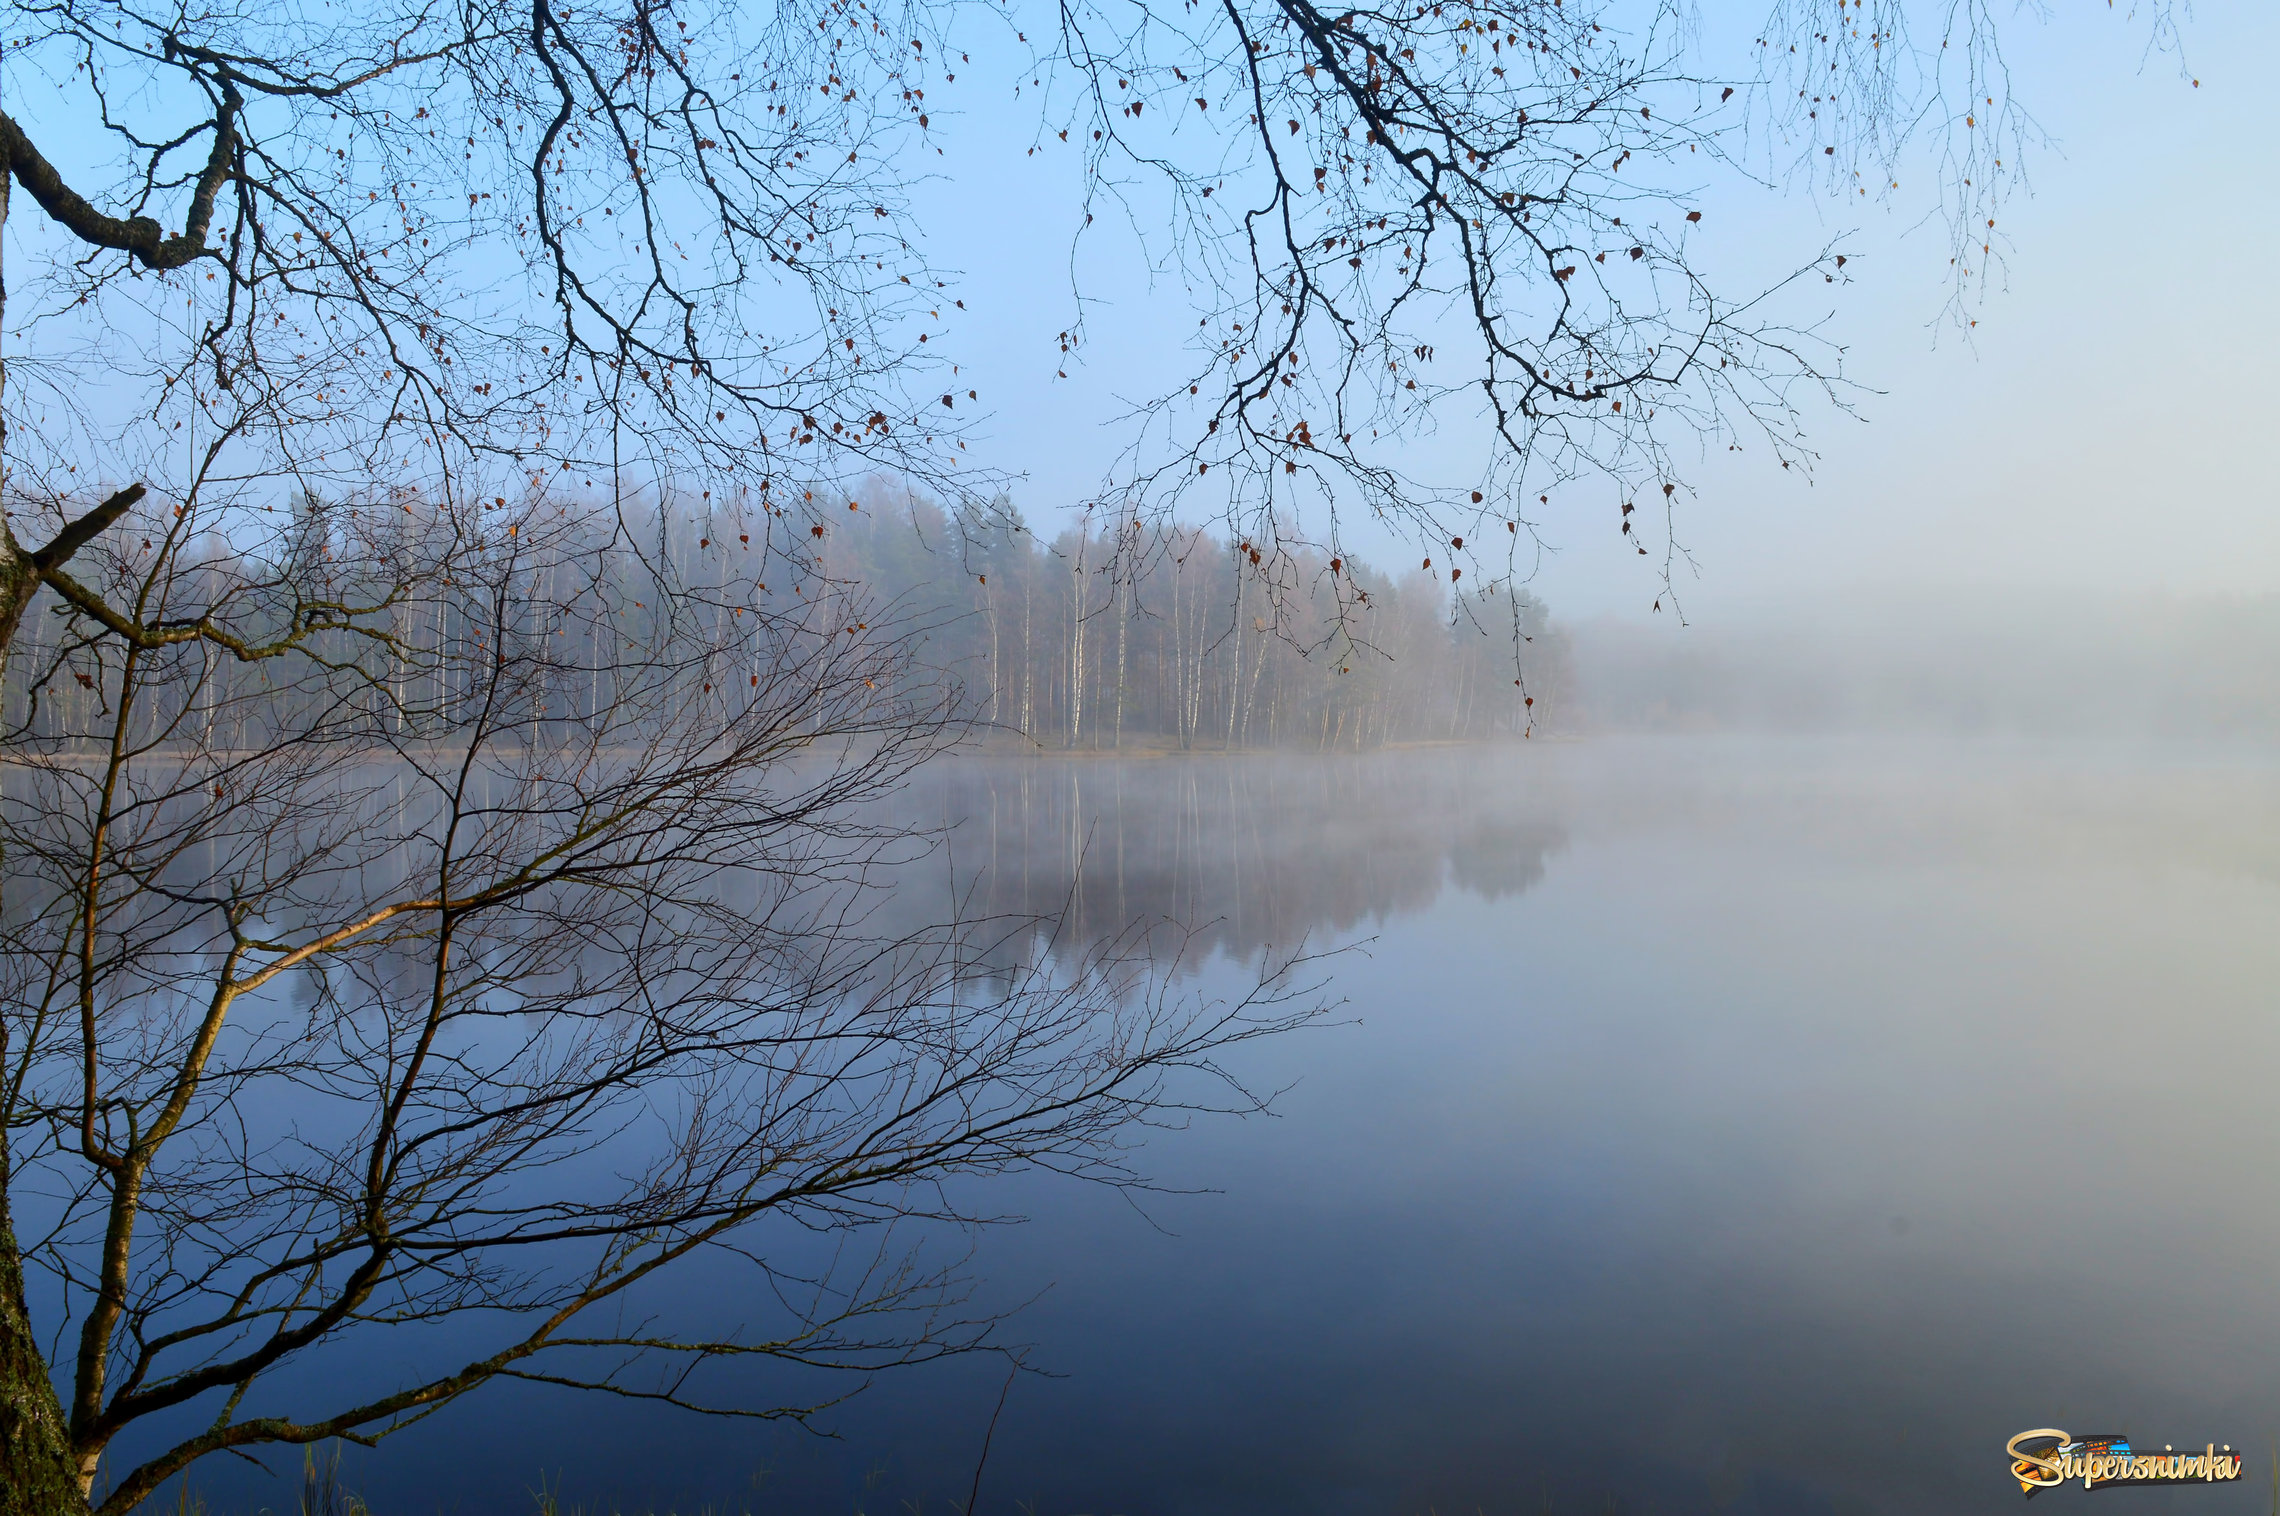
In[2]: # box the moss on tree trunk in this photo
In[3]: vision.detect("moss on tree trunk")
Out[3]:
[0,1182,85,1516]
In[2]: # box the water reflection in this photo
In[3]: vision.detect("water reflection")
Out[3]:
[879,752,1568,966]
[185,738,2280,1516]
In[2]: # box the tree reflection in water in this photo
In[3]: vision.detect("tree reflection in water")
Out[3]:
[880,752,1567,975]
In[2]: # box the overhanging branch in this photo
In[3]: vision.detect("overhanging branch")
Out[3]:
[0,83,238,271]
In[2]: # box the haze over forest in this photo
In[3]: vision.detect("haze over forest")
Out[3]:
[881,491,2280,746]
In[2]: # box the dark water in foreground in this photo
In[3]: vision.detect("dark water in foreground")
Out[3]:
[188,738,2280,1515]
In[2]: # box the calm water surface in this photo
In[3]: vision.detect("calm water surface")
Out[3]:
[231,737,2280,1515]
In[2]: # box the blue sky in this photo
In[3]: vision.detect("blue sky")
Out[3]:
[7,2,2267,628]
[906,1,2279,623]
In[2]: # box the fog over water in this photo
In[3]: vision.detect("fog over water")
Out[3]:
[209,732,2280,1516]
[1565,593,2280,740]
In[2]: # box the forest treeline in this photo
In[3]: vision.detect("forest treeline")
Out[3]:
[840,483,1572,750]
[2,482,1571,751]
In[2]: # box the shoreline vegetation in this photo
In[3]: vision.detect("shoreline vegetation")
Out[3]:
[838,483,1571,750]
[3,483,1572,759]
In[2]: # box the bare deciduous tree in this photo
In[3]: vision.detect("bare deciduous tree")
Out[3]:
[1,501,1315,1511]
[1,0,964,668]
[3,7,983,1502]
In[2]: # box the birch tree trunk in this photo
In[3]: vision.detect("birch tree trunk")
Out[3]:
[1112,529,1129,751]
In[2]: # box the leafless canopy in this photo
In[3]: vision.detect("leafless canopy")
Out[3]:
[1,0,2186,638]
[1034,0,2182,605]
[1,500,1317,1512]
[3,0,967,524]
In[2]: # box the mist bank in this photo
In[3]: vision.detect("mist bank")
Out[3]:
[1565,590,2280,739]
[845,483,1573,749]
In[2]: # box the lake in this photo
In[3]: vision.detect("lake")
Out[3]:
[206,736,2280,1515]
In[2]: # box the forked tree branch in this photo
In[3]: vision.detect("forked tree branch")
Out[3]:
[0,89,238,272]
